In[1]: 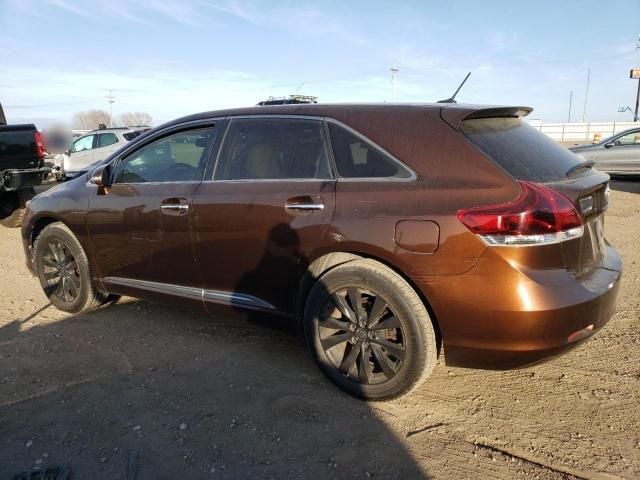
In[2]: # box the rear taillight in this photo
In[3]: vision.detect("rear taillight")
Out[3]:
[34,131,45,158]
[457,181,584,246]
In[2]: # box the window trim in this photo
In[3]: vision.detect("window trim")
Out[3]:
[210,115,335,182]
[324,118,417,182]
[110,122,219,185]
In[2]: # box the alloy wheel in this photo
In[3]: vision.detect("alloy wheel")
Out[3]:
[317,287,406,385]
[41,239,81,303]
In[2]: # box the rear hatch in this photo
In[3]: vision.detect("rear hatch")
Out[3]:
[455,113,609,278]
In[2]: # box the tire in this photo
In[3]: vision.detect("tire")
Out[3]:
[33,222,113,313]
[0,188,35,228]
[303,259,437,400]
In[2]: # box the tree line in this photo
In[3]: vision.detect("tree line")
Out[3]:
[72,110,152,130]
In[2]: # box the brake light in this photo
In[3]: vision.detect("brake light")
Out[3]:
[34,131,45,159]
[457,181,584,246]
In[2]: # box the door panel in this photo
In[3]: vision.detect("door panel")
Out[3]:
[191,180,336,313]
[67,134,95,172]
[87,182,200,286]
[86,125,218,307]
[92,132,120,163]
[190,116,336,314]
[599,131,640,173]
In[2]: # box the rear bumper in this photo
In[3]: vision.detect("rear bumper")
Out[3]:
[418,244,622,369]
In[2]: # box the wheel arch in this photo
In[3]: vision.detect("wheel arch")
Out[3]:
[29,215,68,248]
[295,249,443,355]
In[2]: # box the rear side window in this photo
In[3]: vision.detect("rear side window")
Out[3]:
[461,117,583,182]
[328,123,412,179]
[98,132,118,148]
[123,131,143,141]
[215,118,331,180]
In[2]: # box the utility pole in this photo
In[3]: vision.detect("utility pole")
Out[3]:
[581,67,590,122]
[567,91,573,123]
[106,90,116,127]
[634,75,640,122]
[390,64,399,101]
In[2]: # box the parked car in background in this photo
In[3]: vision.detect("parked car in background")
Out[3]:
[0,102,49,227]
[61,126,149,178]
[570,127,640,176]
[21,103,622,399]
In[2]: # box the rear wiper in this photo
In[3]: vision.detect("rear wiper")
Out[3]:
[566,159,595,177]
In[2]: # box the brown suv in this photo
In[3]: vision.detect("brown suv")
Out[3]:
[21,104,622,399]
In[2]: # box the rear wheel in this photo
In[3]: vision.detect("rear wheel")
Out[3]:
[33,222,115,313]
[304,259,437,399]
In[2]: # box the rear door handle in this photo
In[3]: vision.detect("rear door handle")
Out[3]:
[161,197,189,216]
[285,196,325,213]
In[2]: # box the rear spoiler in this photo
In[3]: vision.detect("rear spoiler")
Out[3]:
[440,104,532,131]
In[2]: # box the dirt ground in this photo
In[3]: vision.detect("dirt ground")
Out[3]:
[0,181,638,480]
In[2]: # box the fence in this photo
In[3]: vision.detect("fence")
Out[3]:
[528,120,638,143]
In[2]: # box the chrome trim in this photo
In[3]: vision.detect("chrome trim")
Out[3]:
[203,290,276,311]
[285,203,324,211]
[103,277,277,312]
[104,277,202,301]
[204,178,334,184]
[161,204,189,211]
[114,119,222,160]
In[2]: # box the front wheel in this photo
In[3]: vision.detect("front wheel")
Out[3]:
[303,259,438,399]
[33,222,115,313]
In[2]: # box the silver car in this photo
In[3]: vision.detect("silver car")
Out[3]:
[63,127,148,176]
[570,127,640,176]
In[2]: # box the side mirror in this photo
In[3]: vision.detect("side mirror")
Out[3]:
[604,142,613,148]
[90,165,111,187]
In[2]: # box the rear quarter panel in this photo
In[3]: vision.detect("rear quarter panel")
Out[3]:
[323,108,520,278]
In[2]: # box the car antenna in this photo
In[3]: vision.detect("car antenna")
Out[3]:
[437,72,471,104]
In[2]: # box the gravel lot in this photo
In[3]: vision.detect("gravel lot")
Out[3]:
[0,181,638,479]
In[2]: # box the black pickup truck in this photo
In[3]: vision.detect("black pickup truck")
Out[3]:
[0,102,50,227]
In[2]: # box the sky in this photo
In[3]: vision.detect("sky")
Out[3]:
[1,0,639,127]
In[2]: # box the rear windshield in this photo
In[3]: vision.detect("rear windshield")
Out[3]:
[461,117,583,182]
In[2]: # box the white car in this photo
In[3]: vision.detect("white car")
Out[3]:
[63,127,148,177]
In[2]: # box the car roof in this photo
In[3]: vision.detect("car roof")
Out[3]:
[164,103,532,131]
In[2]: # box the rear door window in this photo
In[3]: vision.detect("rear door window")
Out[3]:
[98,132,118,148]
[327,123,412,178]
[460,117,583,182]
[214,118,331,180]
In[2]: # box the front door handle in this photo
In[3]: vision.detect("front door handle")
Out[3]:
[161,198,189,216]
[285,196,325,213]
